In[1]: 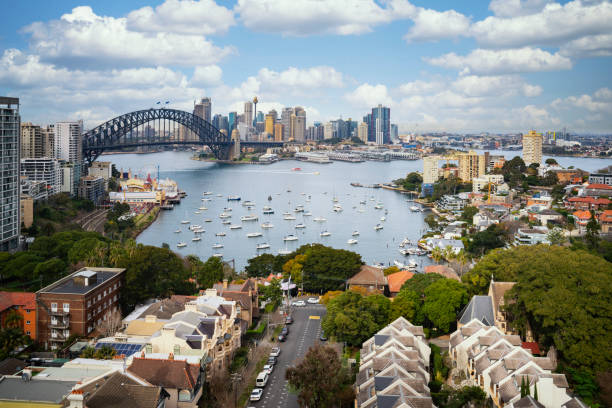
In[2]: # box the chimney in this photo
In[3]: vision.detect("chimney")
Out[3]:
[222,279,228,289]
[144,315,157,323]
[161,327,176,338]
[185,302,197,312]
[205,288,217,298]
[67,390,84,408]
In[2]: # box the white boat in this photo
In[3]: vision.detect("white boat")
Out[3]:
[198,206,207,210]
[261,222,274,229]
[394,259,418,269]
[204,218,212,223]
[294,206,304,213]
[303,212,312,216]
[380,216,386,221]
[284,235,298,241]
[215,232,226,237]
[212,243,224,249]
[374,204,383,210]
[243,201,256,207]
[223,207,232,212]
[174,229,181,233]
[201,198,211,202]
[360,200,366,205]
[333,205,343,212]
[227,195,241,201]
[222,220,231,225]
[194,211,201,214]
[352,230,359,236]
[192,237,201,242]
[313,216,327,222]
[347,239,358,245]
[358,209,365,213]
[202,191,213,196]
[241,215,258,221]
[247,232,263,238]
[262,206,274,214]
[284,215,296,220]
[295,224,306,229]
[229,225,242,230]
[181,220,190,224]
[216,194,222,197]
[177,242,187,248]
[189,225,202,231]
[410,206,421,212]
[332,197,339,203]
[320,231,331,237]
[282,211,291,216]
[256,243,270,250]
[374,224,383,230]
[219,213,231,219]
[212,253,223,258]
[193,228,205,234]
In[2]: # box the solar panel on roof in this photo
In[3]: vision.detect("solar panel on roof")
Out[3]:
[94,342,144,356]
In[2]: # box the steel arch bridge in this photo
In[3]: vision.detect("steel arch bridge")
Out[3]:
[82,108,233,164]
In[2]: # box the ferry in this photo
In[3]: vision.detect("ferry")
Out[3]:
[227,195,241,201]
[347,239,358,245]
[313,216,327,222]
[295,224,306,229]
[261,222,274,229]
[352,230,360,236]
[215,232,226,237]
[256,243,270,250]
[374,224,383,230]
[320,231,331,237]
[212,243,224,249]
[284,235,298,241]
[247,232,263,238]
[177,242,187,248]
[219,213,231,219]
[229,225,242,230]
[241,215,258,221]
[192,237,201,242]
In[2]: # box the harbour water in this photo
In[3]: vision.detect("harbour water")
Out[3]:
[103,149,608,269]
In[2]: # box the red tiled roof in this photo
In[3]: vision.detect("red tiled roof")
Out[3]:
[0,291,36,312]
[387,270,415,293]
[586,183,612,190]
[567,197,610,205]
[423,265,460,281]
[521,342,541,355]
[572,210,591,220]
[128,357,200,390]
[348,265,387,286]
[600,210,612,222]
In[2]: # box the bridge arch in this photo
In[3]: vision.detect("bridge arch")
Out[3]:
[81,108,232,164]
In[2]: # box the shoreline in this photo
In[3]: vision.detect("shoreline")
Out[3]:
[130,206,160,239]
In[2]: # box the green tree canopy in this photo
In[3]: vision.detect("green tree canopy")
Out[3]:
[259,278,283,308]
[422,279,469,333]
[390,289,420,322]
[460,206,479,224]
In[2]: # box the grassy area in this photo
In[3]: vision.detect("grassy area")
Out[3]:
[237,354,270,407]
[131,207,160,237]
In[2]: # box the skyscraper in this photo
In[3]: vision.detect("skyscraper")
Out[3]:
[391,124,399,141]
[193,97,212,123]
[274,123,283,142]
[372,104,391,145]
[228,112,237,135]
[55,121,83,196]
[281,107,294,141]
[0,97,20,252]
[256,111,264,123]
[358,122,368,143]
[265,112,276,136]
[457,151,486,182]
[20,122,44,158]
[522,130,543,166]
[363,113,373,142]
[243,101,253,128]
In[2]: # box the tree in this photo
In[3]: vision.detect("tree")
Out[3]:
[545,158,558,165]
[319,291,342,306]
[194,256,225,290]
[259,278,282,309]
[383,266,399,276]
[283,254,306,285]
[0,327,31,360]
[422,279,469,333]
[454,250,470,276]
[286,345,354,408]
[585,210,601,249]
[245,253,288,277]
[431,247,444,264]
[547,227,567,245]
[3,311,23,329]
[432,385,487,408]
[94,345,117,360]
[425,214,439,230]
[80,346,96,358]
[400,273,444,297]
[98,309,123,337]
[295,244,363,293]
[460,206,479,224]
[466,224,507,256]
[390,289,420,322]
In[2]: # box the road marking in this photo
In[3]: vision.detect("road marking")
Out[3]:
[309,315,320,319]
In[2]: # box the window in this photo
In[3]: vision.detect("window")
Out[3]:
[51,303,57,312]
[26,320,30,324]
[178,390,192,402]
[103,290,107,296]
[63,303,70,312]
[26,331,30,335]
[98,294,101,301]
[87,300,91,307]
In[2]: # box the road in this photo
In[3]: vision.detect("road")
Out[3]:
[248,303,326,408]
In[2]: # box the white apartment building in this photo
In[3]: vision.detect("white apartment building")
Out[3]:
[358,122,368,143]
[20,157,61,196]
[0,97,20,252]
[423,156,441,184]
[473,174,506,193]
[522,131,543,166]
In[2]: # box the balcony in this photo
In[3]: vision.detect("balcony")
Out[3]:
[50,332,68,342]
[49,309,70,316]
[49,320,70,329]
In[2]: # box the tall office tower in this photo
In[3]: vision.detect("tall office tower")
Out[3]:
[332,119,347,140]
[228,112,237,134]
[363,113,373,142]
[423,156,441,184]
[42,125,54,157]
[457,150,486,182]
[243,101,253,128]
[0,97,20,252]
[20,122,44,158]
[323,122,334,140]
[256,111,264,123]
[265,112,275,136]
[274,123,283,142]
[391,124,399,141]
[55,121,83,196]
[193,97,212,123]
[372,104,390,145]
[522,130,543,166]
[212,114,228,132]
[281,107,294,141]
[358,122,368,143]
[346,119,357,139]
[315,123,325,140]
[290,114,306,142]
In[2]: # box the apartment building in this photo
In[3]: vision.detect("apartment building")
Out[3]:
[0,291,37,340]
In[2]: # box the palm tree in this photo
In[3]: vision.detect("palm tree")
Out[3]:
[443,246,455,265]
[455,250,469,277]
[431,247,443,264]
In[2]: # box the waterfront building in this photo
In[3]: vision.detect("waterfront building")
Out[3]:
[522,130,543,166]
[423,155,441,184]
[0,291,37,340]
[193,97,211,123]
[281,107,293,141]
[78,176,105,205]
[357,122,368,143]
[274,123,283,142]
[36,267,125,349]
[0,97,20,252]
[458,150,486,182]
[20,157,61,195]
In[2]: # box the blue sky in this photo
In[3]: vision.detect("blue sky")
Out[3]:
[1,0,611,133]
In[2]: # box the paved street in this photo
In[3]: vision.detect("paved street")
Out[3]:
[248,303,326,408]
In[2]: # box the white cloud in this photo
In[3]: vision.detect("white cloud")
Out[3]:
[488,0,552,17]
[559,33,612,57]
[126,0,235,36]
[22,6,234,68]
[258,66,344,89]
[235,0,415,36]
[594,87,612,100]
[522,83,543,97]
[344,83,393,108]
[425,47,572,75]
[399,80,444,95]
[552,88,612,113]
[472,0,612,48]
[451,75,542,97]
[191,65,223,86]
[404,8,471,42]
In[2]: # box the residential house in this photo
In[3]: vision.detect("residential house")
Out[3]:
[424,264,460,281]
[425,238,465,255]
[212,278,259,331]
[514,228,550,245]
[527,208,562,226]
[437,194,468,211]
[347,265,388,294]
[584,183,612,197]
[572,210,592,233]
[386,270,415,297]
[600,210,612,234]
[128,355,203,408]
[458,295,494,328]
[36,267,125,349]
[565,196,610,211]
[0,291,37,340]
[588,173,612,186]
[0,375,76,407]
[526,196,552,208]
[473,210,501,231]
[356,317,433,408]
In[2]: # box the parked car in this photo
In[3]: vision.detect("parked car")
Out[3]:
[250,388,263,401]
[270,347,281,357]
[256,371,269,387]
[320,331,327,341]
[285,316,293,324]
[267,356,277,365]
[292,300,306,307]
[281,327,289,335]
[263,364,274,375]
[307,297,319,304]
[278,333,286,342]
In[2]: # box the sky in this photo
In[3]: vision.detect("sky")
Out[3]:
[1,0,611,134]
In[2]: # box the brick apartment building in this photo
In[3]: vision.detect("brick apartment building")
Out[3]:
[36,267,125,349]
[0,291,37,340]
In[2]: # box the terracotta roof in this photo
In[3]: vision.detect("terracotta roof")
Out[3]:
[521,342,541,355]
[600,210,612,222]
[84,371,161,408]
[423,265,460,281]
[572,210,591,220]
[128,357,200,390]
[387,270,415,293]
[348,265,387,286]
[0,291,36,312]
[567,197,610,204]
[586,183,612,190]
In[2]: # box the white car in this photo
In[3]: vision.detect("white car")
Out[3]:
[292,300,306,307]
[250,388,263,401]
[263,364,274,375]
[270,347,281,357]
[307,297,319,304]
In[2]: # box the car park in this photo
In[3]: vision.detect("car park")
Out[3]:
[256,371,269,387]
[250,388,263,401]
[270,347,281,357]
[292,300,306,307]
[307,297,319,304]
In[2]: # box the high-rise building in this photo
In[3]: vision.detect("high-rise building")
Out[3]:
[281,107,294,141]
[228,112,237,135]
[274,123,283,142]
[358,122,368,143]
[372,104,391,145]
[323,122,334,140]
[212,114,228,133]
[42,125,54,157]
[256,111,264,123]
[290,107,306,142]
[20,122,43,158]
[243,101,253,128]
[522,130,543,166]
[55,121,83,196]
[423,156,441,184]
[265,111,276,136]
[0,97,20,252]
[20,157,61,195]
[457,150,486,182]
[363,113,373,142]
[193,97,211,123]
[391,124,399,141]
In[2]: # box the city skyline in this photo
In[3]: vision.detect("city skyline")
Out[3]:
[1,0,611,133]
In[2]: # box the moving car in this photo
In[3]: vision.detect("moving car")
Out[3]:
[307,297,319,304]
[250,388,263,401]
[292,300,306,307]
[270,347,281,357]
